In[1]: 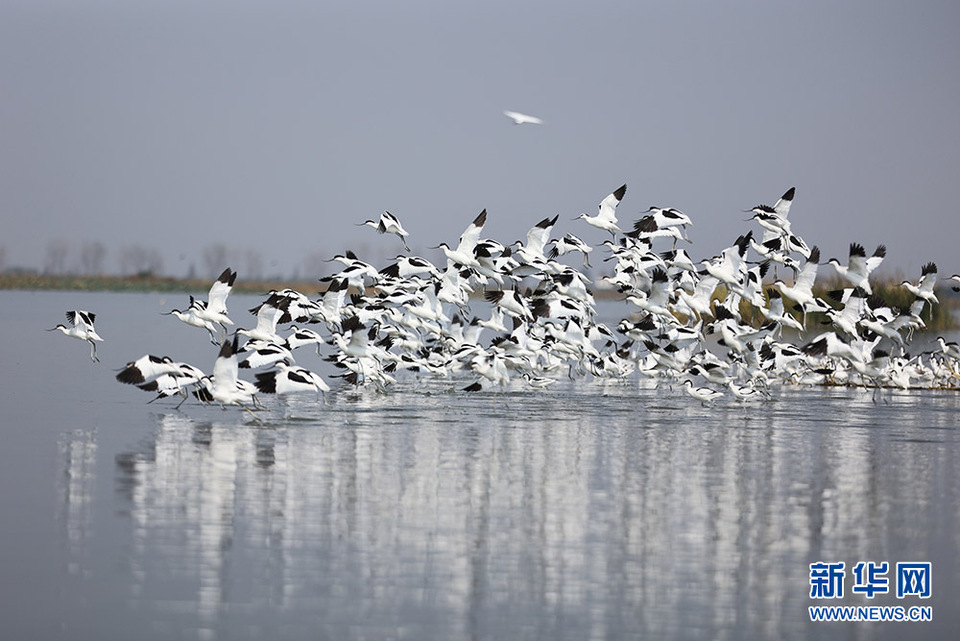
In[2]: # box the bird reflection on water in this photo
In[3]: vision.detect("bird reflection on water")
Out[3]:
[48,378,959,640]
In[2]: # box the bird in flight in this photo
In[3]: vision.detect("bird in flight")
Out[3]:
[48,310,104,362]
[503,110,543,125]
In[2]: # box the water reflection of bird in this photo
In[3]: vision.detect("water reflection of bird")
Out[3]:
[48,310,103,362]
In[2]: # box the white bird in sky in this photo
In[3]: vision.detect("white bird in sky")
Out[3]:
[503,110,543,125]
[827,243,886,295]
[435,209,487,268]
[193,267,237,341]
[163,296,221,344]
[576,184,626,238]
[48,310,103,362]
[358,210,411,251]
[900,262,938,305]
[748,187,795,245]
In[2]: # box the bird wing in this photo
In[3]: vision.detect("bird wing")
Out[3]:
[597,184,627,223]
[255,302,283,335]
[773,187,795,217]
[795,255,820,292]
[380,210,407,234]
[918,262,938,293]
[865,245,886,274]
[847,245,868,278]
[212,337,239,390]
[456,209,487,255]
[525,215,558,256]
[207,268,236,314]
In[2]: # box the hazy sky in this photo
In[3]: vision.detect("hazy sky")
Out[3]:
[2,0,959,279]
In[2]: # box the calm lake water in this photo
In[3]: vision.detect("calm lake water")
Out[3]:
[1,290,958,640]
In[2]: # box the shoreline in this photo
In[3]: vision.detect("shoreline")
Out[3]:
[2,272,956,330]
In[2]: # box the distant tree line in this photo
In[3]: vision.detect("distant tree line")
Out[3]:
[33,240,275,280]
[3,239,399,281]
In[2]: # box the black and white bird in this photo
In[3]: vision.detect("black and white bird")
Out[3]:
[827,243,885,295]
[358,211,411,251]
[936,336,960,361]
[638,206,693,243]
[682,379,724,405]
[548,233,594,267]
[201,336,260,412]
[138,362,206,408]
[116,354,181,385]
[434,209,487,268]
[900,262,938,305]
[774,247,825,326]
[163,296,221,344]
[576,184,626,238]
[514,215,559,266]
[48,310,103,362]
[254,362,331,399]
[946,274,960,293]
[747,187,795,245]
[193,268,237,341]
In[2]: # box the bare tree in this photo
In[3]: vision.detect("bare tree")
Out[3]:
[301,249,329,281]
[202,243,229,279]
[118,245,163,276]
[79,241,107,275]
[44,240,70,274]
[242,248,264,281]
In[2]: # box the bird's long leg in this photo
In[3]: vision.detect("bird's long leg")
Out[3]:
[88,340,100,363]
[943,359,960,382]
[241,404,263,424]
[401,238,411,252]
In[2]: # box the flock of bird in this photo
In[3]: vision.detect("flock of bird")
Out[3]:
[49,184,960,413]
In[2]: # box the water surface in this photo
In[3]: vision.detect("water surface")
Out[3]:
[1,291,957,640]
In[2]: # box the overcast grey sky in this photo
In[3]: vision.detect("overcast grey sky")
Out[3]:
[2,0,958,279]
